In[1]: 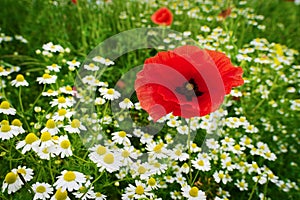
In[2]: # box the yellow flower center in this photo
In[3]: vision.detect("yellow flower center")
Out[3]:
[118,131,126,138]
[122,150,130,158]
[16,74,25,82]
[55,188,68,200]
[36,185,46,193]
[79,186,86,193]
[239,182,245,187]
[197,160,204,166]
[58,109,67,116]
[51,64,57,67]
[0,101,10,109]
[12,119,22,127]
[46,119,56,128]
[60,140,70,149]
[42,147,49,154]
[148,177,156,186]
[218,173,225,179]
[58,97,66,104]
[5,172,17,184]
[153,143,163,153]
[107,89,114,95]
[66,86,73,91]
[138,166,146,174]
[123,98,131,103]
[96,146,106,155]
[226,161,231,167]
[191,143,197,148]
[25,133,38,144]
[103,153,114,164]
[245,137,251,145]
[265,152,271,157]
[252,163,259,169]
[71,119,80,128]
[1,120,9,125]
[17,168,26,175]
[95,192,103,197]
[135,185,144,195]
[182,163,189,168]
[47,89,54,93]
[42,74,51,79]
[63,171,76,182]
[189,187,199,197]
[41,132,51,142]
[71,60,76,64]
[220,153,227,159]
[89,63,95,67]
[1,124,11,132]
[234,144,241,151]
[175,149,182,156]
[0,66,3,72]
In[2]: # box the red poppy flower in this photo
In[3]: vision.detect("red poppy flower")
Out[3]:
[135,45,244,121]
[71,0,77,4]
[151,7,173,26]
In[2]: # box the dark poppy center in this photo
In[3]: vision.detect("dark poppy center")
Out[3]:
[175,78,204,101]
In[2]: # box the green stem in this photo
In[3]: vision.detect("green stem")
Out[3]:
[187,119,192,185]
[248,176,260,200]
[49,159,54,183]
[31,84,46,109]
[79,170,104,199]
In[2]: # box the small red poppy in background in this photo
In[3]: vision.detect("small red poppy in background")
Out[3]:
[71,0,77,4]
[151,7,173,26]
[135,45,244,121]
[219,8,232,18]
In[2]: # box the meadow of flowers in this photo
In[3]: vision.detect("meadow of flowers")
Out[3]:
[0,0,300,199]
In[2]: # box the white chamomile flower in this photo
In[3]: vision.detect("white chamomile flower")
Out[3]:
[192,156,211,171]
[47,64,61,72]
[37,73,57,84]
[111,130,131,145]
[54,170,86,192]
[13,166,34,182]
[11,74,29,87]
[52,109,74,121]
[0,121,14,140]
[42,89,59,97]
[94,192,107,200]
[67,59,80,69]
[182,185,206,200]
[64,119,86,134]
[50,188,70,200]
[169,144,189,161]
[84,63,99,71]
[41,119,60,135]
[99,88,121,100]
[95,97,106,105]
[119,98,133,109]
[50,96,75,109]
[42,42,64,53]
[39,131,55,148]
[0,101,16,115]
[16,133,40,154]
[59,86,75,95]
[56,135,73,158]
[2,171,23,194]
[125,180,153,199]
[32,182,54,200]
[11,119,25,135]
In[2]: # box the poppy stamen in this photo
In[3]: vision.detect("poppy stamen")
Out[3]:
[176,78,204,101]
